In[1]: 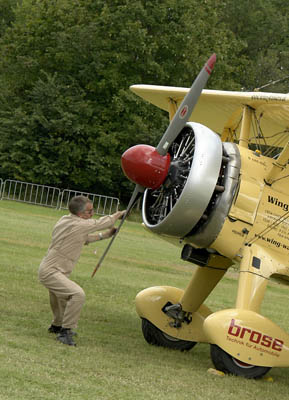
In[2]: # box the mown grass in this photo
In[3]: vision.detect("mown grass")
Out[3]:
[0,200,289,400]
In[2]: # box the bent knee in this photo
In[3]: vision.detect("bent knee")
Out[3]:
[74,287,86,303]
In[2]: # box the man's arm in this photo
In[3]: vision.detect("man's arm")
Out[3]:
[85,228,117,244]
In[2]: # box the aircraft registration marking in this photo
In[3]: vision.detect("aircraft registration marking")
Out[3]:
[251,94,287,102]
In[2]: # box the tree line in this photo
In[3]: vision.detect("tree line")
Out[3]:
[0,0,288,203]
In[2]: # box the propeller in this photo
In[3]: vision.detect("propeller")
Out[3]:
[91,184,143,277]
[121,53,216,184]
[156,53,216,156]
[92,53,216,276]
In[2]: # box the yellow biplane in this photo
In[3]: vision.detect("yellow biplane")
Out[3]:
[104,54,289,379]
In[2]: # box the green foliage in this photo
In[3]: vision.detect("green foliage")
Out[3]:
[0,0,288,200]
[0,0,19,36]
[219,0,289,91]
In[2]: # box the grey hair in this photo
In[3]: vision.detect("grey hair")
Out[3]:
[68,196,92,215]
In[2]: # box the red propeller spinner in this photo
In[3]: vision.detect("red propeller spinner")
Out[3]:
[121,144,171,190]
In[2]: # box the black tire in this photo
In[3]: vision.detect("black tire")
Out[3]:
[141,318,196,351]
[210,344,271,379]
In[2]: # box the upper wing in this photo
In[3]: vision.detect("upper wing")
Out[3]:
[130,84,289,148]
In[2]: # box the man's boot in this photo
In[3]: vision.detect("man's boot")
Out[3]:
[48,324,62,334]
[56,328,76,346]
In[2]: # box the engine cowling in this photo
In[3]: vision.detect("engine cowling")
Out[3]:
[142,122,240,247]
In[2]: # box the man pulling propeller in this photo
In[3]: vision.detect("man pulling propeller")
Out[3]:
[38,195,126,346]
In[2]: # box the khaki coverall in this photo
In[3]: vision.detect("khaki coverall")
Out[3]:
[39,213,117,329]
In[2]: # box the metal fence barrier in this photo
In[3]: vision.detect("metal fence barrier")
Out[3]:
[0,179,119,215]
[1,179,61,208]
[59,189,119,216]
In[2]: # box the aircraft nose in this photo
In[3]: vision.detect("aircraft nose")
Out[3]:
[121,144,171,190]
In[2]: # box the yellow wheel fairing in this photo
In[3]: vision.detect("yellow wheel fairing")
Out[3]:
[203,309,289,367]
[136,286,212,342]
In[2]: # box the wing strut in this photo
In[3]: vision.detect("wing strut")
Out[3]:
[265,140,289,185]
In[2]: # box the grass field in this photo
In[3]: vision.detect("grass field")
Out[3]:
[1,200,289,400]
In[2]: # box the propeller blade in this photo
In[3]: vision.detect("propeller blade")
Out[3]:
[156,53,216,156]
[91,184,144,277]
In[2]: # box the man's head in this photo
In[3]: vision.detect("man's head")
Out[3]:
[68,196,94,219]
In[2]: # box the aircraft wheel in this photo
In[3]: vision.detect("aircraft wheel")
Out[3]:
[210,344,271,379]
[141,318,196,351]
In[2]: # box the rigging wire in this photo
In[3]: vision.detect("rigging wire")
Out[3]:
[254,75,289,92]
[245,110,288,158]
[270,174,289,183]
[246,210,289,247]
